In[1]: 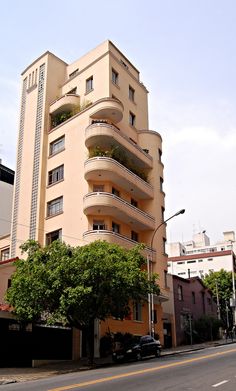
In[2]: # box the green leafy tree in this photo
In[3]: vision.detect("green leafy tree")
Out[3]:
[203,269,234,327]
[6,240,159,363]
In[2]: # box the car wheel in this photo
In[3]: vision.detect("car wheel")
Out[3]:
[155,349,161,358]
[136,352,142,361]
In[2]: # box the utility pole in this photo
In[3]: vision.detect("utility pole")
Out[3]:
[215,280,221,320]
[189,313,193,345]
[226,303,229,329]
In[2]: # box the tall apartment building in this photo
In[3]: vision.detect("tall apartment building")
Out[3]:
[10,41,167,348]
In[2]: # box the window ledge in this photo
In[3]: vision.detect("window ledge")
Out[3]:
[85,88,94,96]
[47,178,64,189]
[46,211,64,220]
[112,81,120,89]
[48,147,65,159]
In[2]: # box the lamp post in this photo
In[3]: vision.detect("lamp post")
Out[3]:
[148,208,185,337]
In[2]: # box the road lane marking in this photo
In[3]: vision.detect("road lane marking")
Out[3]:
[48,348,236,391]
[212,380,229,387]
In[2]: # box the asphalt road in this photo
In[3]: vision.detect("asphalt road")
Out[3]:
[2,344,236,391]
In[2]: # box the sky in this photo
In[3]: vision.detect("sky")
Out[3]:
[0,0,235,245]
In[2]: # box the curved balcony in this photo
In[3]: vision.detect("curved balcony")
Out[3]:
[84,157,154,199]
[89,98,123,123]
[83,192,155,231]
[49,94,80,116]
[83,229,155,258]
[85,123,153,169]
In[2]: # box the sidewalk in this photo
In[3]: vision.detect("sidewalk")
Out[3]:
[0,339,235,385]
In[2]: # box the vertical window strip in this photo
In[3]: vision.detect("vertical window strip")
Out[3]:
[11,77,27,257]
[29,63,45,240]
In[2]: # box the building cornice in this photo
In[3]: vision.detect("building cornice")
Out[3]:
[169,250,232,262]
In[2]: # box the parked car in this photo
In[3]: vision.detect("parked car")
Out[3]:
[112,335,161,362]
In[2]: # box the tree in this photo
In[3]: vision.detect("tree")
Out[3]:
[203,269,234,327]
[6,240,160,363]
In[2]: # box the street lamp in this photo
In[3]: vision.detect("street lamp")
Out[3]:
[148,208,185,337]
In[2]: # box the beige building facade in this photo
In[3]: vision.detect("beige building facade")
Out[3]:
[10,41,168,353]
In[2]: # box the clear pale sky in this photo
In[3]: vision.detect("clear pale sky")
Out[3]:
[0,0,235,244]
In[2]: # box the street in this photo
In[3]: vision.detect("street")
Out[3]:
[2,344,236,391]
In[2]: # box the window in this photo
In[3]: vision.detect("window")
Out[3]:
[160,177,164,192]
[7,279,11,288]
[164,270,168,288]
[46,229,62,245]
[129,111,136,126]
[48,165,64,185]
[180,314,186,330]
[86,76,93,93]
[192,292,196,304]
[112,187,120,197]
[187,260,196,264]
[49,136,65,156]
[112,222,120,234]
[198,259,203,262]
[93,184,104,192]
[131,230,139,242]
[67,87,77,94]
[129,85,135,101]
[208,258,213,261]
[47,196,63,217]
[177,285,183,301]
[163,237,166,254]
[69,69,79,78]
[131,198,138,207]
[93,220,106,230]
[1,248,10,261]
[112,69,119,85]
[207,298,212,305]
[120,59,128,69]
[133,301,142,321]
[158,148,162,162]
[177,261,185,264]
[161,207,165,222]
[178,272,186,276]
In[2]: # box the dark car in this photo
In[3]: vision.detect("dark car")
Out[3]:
[112,335,161,362]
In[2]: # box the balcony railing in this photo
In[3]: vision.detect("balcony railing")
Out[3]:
[85,122,153,169]
[84,157,154,199]
[89,97,124,123]
[83,192,155,230]
[83,229,155,254]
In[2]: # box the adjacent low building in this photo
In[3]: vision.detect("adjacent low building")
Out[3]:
[171,275,217,345]
[167,231,236,278]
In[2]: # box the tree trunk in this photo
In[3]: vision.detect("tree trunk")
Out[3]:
[86,320,95,366]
